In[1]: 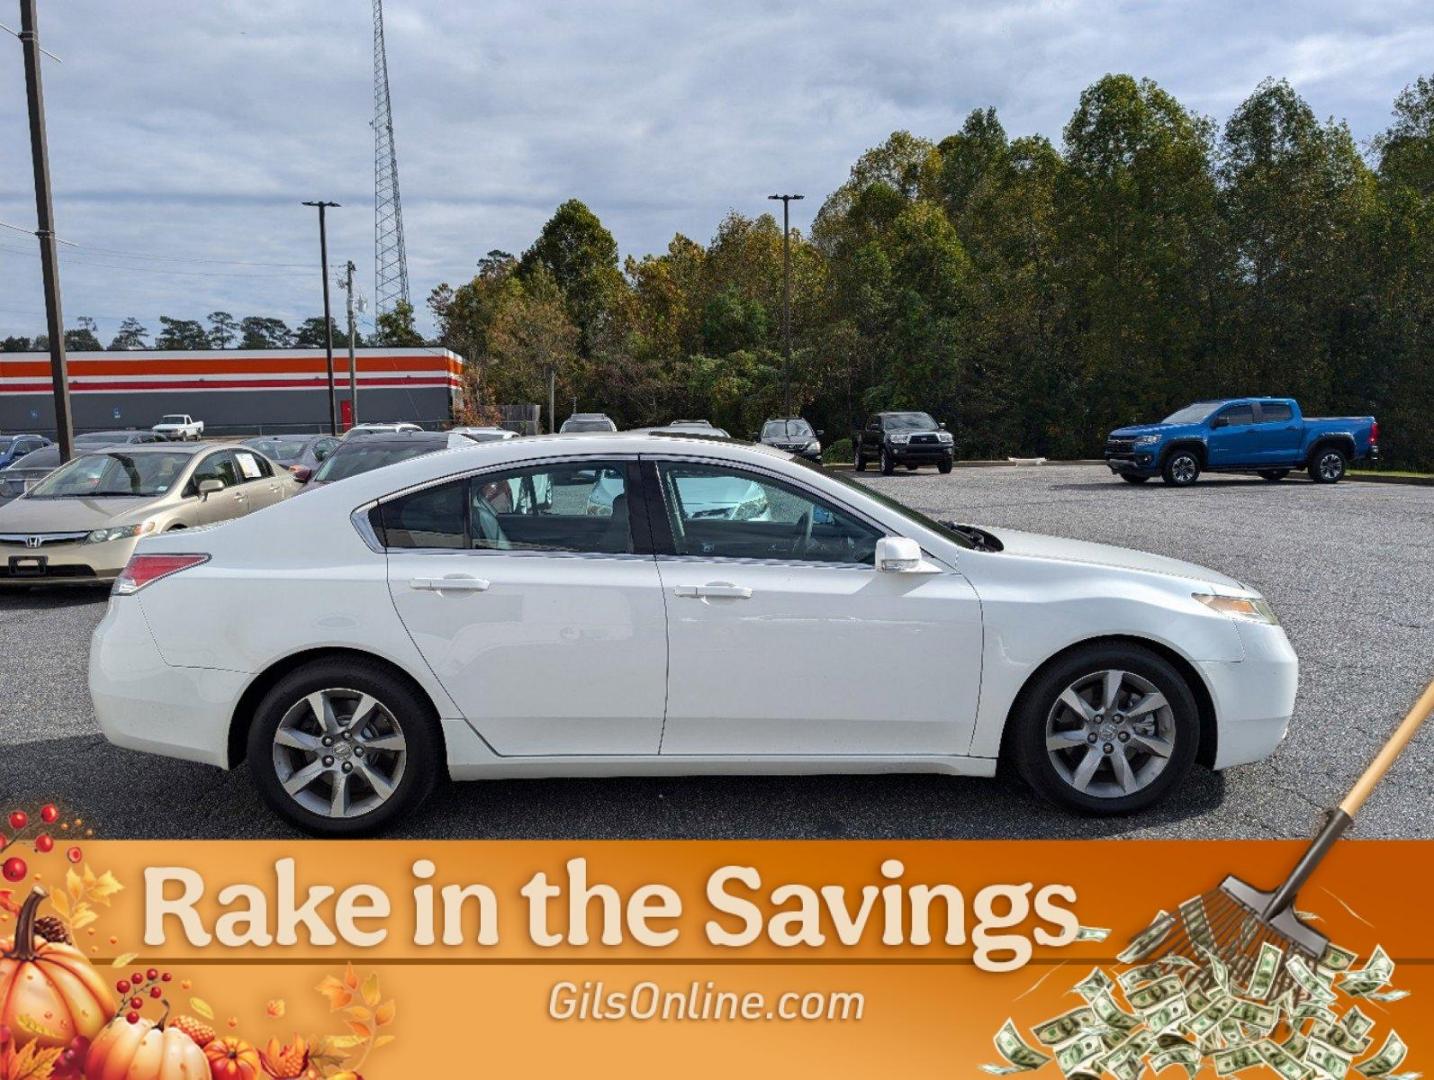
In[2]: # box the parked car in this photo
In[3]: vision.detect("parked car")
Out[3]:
[241,434,342,484]
[448,426,518,442]
[559,412,618,433]
[0,432,165,502]
[90,432,1296,834]
[629,421,731,438]
[1104,398,1379,487]
[152,414,204,441]
[342,422,423,440]
[853,411,954,474]
[755,417,823,462]
[0,442,297,586]
[303,430,460,490]
[0,434,51,469]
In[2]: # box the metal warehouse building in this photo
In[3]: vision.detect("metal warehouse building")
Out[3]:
[0,348,463,436]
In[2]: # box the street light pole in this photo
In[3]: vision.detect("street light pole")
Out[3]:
[340,259,359,427]
[767,193,804,415]
[19,0,74,461]
[302,200,340,435]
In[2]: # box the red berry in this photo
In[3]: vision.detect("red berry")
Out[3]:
[8,812,26,831]
[146,967,159,981]
[35,834,54,853]
[150,986,162,999]
[40,805,58,824]
[161,972,172,982]
[129,997,143,1010]
[131,972,143,986]
[0,833,7,848]
[116,979,130,994]
[66,846,82,864]
[126,1012,139,1025]
[1,857,26,882]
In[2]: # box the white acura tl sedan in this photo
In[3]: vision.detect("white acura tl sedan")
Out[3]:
[89,433,1297,835]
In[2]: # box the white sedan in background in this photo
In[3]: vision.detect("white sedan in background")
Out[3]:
[89,433,1297,835]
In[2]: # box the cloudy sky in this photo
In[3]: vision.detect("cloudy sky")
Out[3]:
[1,0,1431,343]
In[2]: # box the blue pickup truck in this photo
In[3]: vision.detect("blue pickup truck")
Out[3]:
[1104,398,1379,486]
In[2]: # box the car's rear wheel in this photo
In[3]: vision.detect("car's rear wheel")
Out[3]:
[1009,643,1199,815]
[1308,447,1347,484]
[247,659,440,836]
[880,448,895,475]
[1161,450,1201,487]
[1258,470,1289,482]
[905,463,918,471]
[1120,474,1149,484]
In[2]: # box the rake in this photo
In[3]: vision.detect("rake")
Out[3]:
[1137,676,1434,1002]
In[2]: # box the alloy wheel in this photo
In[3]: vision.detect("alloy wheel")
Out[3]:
[1044,669,1175,799]
[1318,452,1344,481]
[271,687,408,819]
[1170,456,1197,484]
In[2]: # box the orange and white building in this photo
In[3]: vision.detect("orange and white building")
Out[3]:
[0,348,464,435]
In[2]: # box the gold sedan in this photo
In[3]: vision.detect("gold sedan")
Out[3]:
[0,442,300,586]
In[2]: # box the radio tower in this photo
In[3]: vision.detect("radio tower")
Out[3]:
[372,0,410,317]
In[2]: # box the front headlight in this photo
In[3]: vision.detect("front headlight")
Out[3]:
[1132,434,1161,446]
[888,432,911,444]
[86,521,157,544]
[806,440,822,453]
[1194,593,1279,625]
[936,431,954,443]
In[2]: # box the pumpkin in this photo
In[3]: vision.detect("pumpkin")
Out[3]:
[0,887,115,1050]
[85,1014,209,1080]
[204,1036,261,1080]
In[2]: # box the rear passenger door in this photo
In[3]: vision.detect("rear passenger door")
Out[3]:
[382,458,669,756]
[231,447,287,511]
[1252,401,1301,463]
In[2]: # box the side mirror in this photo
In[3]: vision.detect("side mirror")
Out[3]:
[289,465,313,484]
[938,421,947,430]
[875,536,935,573]
[197,478,224,497]
[815,429,825,439]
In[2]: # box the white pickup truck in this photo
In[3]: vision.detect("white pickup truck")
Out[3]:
[151,414,205,441]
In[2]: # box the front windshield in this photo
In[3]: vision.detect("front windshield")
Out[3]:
[884,412,937,431]
[811,461,975,549]
[1161,402,1221,424]
[313,443,439,483]
[762,420,814,439]
[13,448,59,470]
[76,433,122,446]
[0,438,15,451]
[247,439,302,462]
[159,415,187,424]
[562,419,614,432]
[29,452,190,498]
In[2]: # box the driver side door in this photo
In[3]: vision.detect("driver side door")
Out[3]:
[648,457,984,757]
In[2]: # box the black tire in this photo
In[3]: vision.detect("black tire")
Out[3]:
[937,458,953,474]
[1120,474,1149,484]
[880,447,895,475]
[905,463,918,471]
[1308,446,1347,484]
[1258,470,1289,482]
[247,658,441,836]
[1009,643,1200,815]
[1161,449,1201,487]
[854,446,867,472]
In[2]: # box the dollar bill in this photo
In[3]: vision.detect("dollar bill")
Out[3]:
[1312,1021,1373,1056]
[1120,963,1171,992]
[1342,1008,1375,1040]
[1307,1037,1354,1080]
[1146,997,1191,1034]
[1283,1032,1310,1059]
[1295,1001,1339,1028]
[1186,985,1212,1014]
[1056,1033,1107,1076]
[1340,947,1395,997]
[1118,911,1176,964]
[1076,925,1112,942]
[1246,941,1284,1001]
[1319,943,1358,973]
[1214,1045,1264,1076]
[1074,967,1115,1002]
[1228,999,1279,1033]
[1258,1039,1312,1080]
[1363,989,1409,1003]
[1288,955,1339,1005]
[985,1019,1053,1074]
[1151,1044,1200,1078]
[1034,1006,1099,1047]
[1128,975,1185,1014]
[1199,945,1232,993]
[1355,1032,1408,1078]
[1179,895,1217,952]
[1188,997,1237,1039]
[1091,991,1141,1034]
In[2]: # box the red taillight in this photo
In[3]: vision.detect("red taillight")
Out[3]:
[289,464,313,483]
[1370,421,1379,445]
[114,553,209,595]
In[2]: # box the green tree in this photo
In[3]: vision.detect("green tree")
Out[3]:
[64,317,103,352]
[295,316,342,348]
[486,267,580,431]
[521,200,623,357]
[155,317,209,350]
[206,311,239,349]
[373,300,424,347]
[239,316,293,349]
[108,317,149,350]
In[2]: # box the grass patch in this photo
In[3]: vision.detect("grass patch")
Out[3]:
[1351,468,1434,479]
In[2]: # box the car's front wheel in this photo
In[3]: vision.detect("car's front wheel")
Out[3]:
[880,447,895,475]
[247,659,440,836]
[1161,450,1201,487]
[854,446,867,472]
[1009,644,1199,815]
[937,458,953,474]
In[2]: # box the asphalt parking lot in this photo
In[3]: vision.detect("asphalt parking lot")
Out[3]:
[1,464,1431,840]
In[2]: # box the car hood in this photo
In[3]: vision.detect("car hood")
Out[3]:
[981,527,1248,591]
[0,496,156,531]
[1108,423,1199,439]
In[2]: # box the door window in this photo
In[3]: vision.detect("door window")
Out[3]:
[233,449,271,481]
[377,462,636,555]
[1218,405,1255,427]
[1258,402,1293,423]
[655,461,881,564]
[191,451,239,491]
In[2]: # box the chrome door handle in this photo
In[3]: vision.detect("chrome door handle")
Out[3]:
[674,583,752,599]
[409,575,491,592]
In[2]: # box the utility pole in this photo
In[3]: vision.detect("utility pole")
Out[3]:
[767,193,804,415]
[302,200,340,434]
[339,259,359,427]
[19,0,74,460]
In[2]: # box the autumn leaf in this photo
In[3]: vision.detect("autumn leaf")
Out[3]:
[0,890,20,917]
[360,972,381,1008]
[265,999,286,1019]
[373,999,396,1027]
[110,952,138,969]
[373,1034,396,1049]
[342,1006,371,1025]
[65,869,84,904]
[342,963,359,990]
[190,997,215,1021]
[344,1020,372,1040]
[2,1040,64,1080]
[315,975,353,1011]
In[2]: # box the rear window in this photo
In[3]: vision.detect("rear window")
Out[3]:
[1260,403,1293,423]
[312,441,444,483]
[247,439,303,462]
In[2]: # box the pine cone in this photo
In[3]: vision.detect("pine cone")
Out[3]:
[33,915,70,944]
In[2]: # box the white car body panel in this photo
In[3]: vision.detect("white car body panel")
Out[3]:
[89,433,1298,790]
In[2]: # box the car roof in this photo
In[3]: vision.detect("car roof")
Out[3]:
[568,412,610,419]
[245,432,325,442]
[334,431,449,447]
[79,441,215,456]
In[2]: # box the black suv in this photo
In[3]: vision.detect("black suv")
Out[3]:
[754,417,823,462]
[853,411,953,474]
